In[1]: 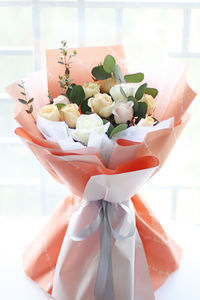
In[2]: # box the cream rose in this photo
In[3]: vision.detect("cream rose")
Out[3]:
[137,116,155,127]
[112,101,134,124]
[99,78,117,93]
[60,104,80,128]
[139,94,156,115]
[69,113,110,145]
[110,83,139,102]
[39,105,60,121]
[88,93,114,118]
[53,95,69,105]
[83,82,100,99]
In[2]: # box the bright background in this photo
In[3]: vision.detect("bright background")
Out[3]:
[0,0,200,225]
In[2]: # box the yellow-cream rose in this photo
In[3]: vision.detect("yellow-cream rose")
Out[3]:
[139,94,156,115]
[39,105,60,121]
[99,78,117,93]
[137,116,155,127]
[83,82,100,99]
[60,104,80,128]
[88,93,114,118]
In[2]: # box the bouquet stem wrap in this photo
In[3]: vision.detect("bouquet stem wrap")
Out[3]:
[52,169,157,300]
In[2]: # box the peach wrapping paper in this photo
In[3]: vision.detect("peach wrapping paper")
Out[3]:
[6,45,196,296]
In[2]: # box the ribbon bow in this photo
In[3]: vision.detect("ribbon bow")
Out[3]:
[68,199,135,300]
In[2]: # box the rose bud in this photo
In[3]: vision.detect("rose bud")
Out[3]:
[88,93,115,118]
[60,104,80,128]
[82,82,100,99]
[112,101,134,124]
[39,105,60,121]
[137,116,155,127]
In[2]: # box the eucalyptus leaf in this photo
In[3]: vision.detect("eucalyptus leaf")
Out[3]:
[124,73,144,83]
[58,61,64,65]
[128,96,138,111]
[18,99,27,104]
[109,123,128,139]
[136,102,147,118]
[113,64,124,83]
[17,83,24,88]
[108,123,115,137]
[21,92,26,96]
[103,55,116,73]
[135,83,147,100]
[28,98,34,104]
[120,87,127,98]
[91,65,111,80]
[56,103,66,110]
[29,104,33,113]
[145,87,158,98]
[69,85,85,105]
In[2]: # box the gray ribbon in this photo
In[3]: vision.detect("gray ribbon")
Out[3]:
[68,199,135,300]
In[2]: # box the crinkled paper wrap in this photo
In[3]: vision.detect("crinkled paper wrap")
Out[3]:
[6,45,197,298]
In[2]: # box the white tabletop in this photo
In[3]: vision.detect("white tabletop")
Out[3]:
[0,217,200,300]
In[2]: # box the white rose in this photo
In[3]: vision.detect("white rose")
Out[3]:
[137,116,155,127]
[69,113,110,145]
[139,94,156,115]
[39,105,60,121]
[60,104,80,128]
[110,83,139,102]
[88,93,114,118]
[53,95,69,105]
[99,78,117,93]
[83,82,100,99]
[112,101,134,124]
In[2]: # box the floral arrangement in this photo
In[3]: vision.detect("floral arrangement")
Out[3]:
[7,43,196,300]
[18,41,159,146]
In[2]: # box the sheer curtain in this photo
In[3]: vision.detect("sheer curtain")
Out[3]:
[0,0,200,224]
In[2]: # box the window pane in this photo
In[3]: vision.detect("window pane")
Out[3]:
[0,144,40,179]
[0,101,17,137]
[0,186,41,216]
[0,55,34,94]
[189,9,200,52]
[85,8,116,45]
[123,8,183,59]
[0,7,32,46]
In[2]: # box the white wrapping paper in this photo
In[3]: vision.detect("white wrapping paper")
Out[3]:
[52,167,157,300]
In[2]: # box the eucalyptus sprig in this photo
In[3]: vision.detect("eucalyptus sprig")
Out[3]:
[58,40,77,94]
[17,81,36,123]
[48,89,53,104]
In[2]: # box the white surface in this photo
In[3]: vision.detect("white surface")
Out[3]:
[0,217,200,300]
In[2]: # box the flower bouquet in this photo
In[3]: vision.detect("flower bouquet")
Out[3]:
[6,43,196,300]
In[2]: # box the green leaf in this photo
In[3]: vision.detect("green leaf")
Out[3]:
[29,104,33,113]
[135,83,147,100]
[66,83,75,98]
[128,96,138,112]
[91,65,111,80]
[28,98,34,104]
[21,92,26,96]
[69,85,85,105]
[120,86,127,98]
[103,55,116,73]
[109,123,128,139]
[113,64,124,83]
[56,103,66,110]
[17,83,24,88]
[107,123,115,137]
[136,102,147,118]
[58,61,64,65]
[145,87,158,98]
[80,99,91,114]
[124,73,144,83]
[18,98,27,104]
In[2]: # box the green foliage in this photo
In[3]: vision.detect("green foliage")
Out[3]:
[120,86,127,98]
[69,85,85,106]
[56,103,66,110]
[109,123,128,138]
[124,73,144,83]
[145,87,158,98]
[135,102,148,119]
[103,55,116,73]
[135,83,147,100]
[80,98,91,114]
[113,64,124,83]
[91,65,112,80]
